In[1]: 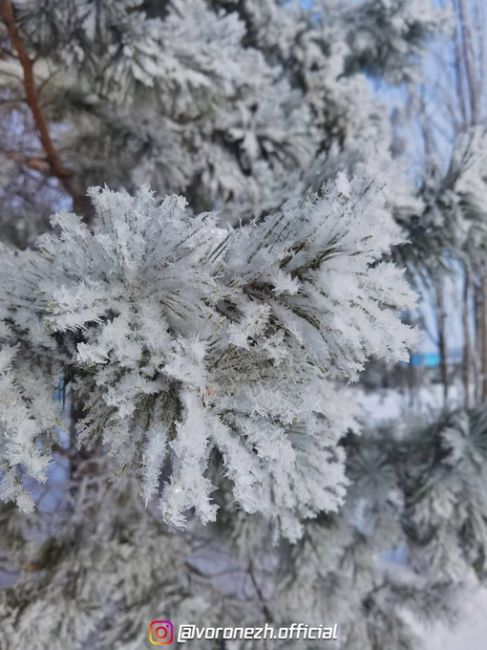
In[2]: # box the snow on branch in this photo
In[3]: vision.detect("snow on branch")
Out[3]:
[0,176,415,539]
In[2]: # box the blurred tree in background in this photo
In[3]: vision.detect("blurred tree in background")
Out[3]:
[0,1,487,649]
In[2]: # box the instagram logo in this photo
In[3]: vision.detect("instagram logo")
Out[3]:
[148,620,174,645]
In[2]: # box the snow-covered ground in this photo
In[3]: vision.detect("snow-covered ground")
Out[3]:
[356,381,463,423]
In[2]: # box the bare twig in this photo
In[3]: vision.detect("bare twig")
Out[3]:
[3,149,50,173]
[248,559,274,623]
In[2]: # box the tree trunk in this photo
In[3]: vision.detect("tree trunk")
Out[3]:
[434,272,449,406]
[462,266,472,407]
[479,276,487,402]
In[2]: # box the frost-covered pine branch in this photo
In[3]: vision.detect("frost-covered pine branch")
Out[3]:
[5,403,484,650]
[0,0,445,233]
[396,126,487,276]
[0,176,415,539]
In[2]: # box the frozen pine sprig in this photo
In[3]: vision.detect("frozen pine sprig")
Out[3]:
[0,344,60,512]
[0,178,415,538]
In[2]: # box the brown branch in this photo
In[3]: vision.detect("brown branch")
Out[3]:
[3,150,50,173]
[0,0,92,222]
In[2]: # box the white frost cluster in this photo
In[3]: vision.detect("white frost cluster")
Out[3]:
[0,178,415,539]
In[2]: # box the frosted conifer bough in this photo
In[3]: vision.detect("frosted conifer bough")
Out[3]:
[0,0,446,235]
[0,177,415,539]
